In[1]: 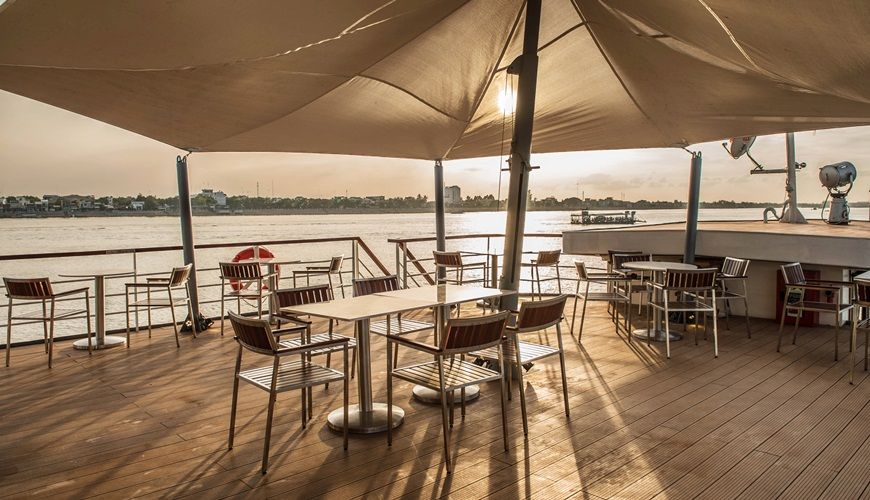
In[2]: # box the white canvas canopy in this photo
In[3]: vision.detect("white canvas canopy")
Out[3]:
[2,0,870,159]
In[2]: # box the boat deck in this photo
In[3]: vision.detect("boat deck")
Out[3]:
[1,303,869,499]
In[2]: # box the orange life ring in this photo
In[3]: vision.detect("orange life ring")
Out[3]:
[230,246,279,291]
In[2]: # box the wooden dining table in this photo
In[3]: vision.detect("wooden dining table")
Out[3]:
[280,284,514,433]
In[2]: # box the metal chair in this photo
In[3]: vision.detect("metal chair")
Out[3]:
[219,261,275,336]
[4,277,92,368]
[432,251,487,286]
[124,264,193,348]
[272,284,358,383]
[647,268,719,359]
[386,311,512,473]
[353,275,434,365]
[715,257,752,337]
[521,250,562,300]
[227,312,349,475]
[850,280,870,384]
[472,295,571,431]
[570,261,631,340]
[778,262,853,360]
[612,253,652,314]
[292,256,346,298]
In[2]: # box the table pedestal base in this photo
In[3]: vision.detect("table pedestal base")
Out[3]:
[631,328,683,342]
[412,384,480,404]
[73,335,126,350]
[327,403,404,434]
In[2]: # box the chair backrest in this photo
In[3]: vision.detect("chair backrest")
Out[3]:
[328,255,344,273]
[441,311,510,353]
[169,264,193,287]
[228,312,276,354]
[574,260,589,281]
[353,275,400,297]
[612,253,651,271]
[3,277,53,299]
[720,257,750,277]
[220,261,263,280]
[664,268,717,290]
[516,295,568,332]
[856,281,870,305]
[780,263,806,286]
[275,284,333,308]
[433,251,463,267]
[535,250,561,267]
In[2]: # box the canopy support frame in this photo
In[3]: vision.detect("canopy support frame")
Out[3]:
[176,154,202,330]
[683,151,702,264]
[499,0,542,310]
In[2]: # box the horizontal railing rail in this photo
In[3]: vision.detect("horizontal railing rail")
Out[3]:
[0,236,390,347]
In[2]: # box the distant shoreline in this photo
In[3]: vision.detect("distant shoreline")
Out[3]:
[0,204,847,219]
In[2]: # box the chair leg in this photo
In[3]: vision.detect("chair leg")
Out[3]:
[570,295,579,338]
[557,323,570,418]
[777,306,788,352]
[664,301,671,359]
[170,302,180,349]
[328,274,334,296]
[228,350,241,449]
[437,359,452,473]
[125,290,131,347]
[712,295,719,358]
[300,388,307,428]
[42,301,49,353]
[864,323,868,371]
[498,347,509,452]
[47,306,55,368]
[386,340,393,447]
[262,389,277,474]
[791,309,802,345]
[6,300,13,367]
[579,296,589,341]
[834,313,841,362]
[220,294,226,336]
[743,287,751,339]
[514,335,528,436]
[449,390,455,428]
[146,288,152,338]
[339,272,345,299]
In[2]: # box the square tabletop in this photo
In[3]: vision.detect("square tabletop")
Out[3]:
[280,293,433,322]
[373,284,514,305]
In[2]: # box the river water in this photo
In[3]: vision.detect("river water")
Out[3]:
[2,207,865,343]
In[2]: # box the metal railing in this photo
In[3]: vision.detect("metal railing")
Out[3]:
[388,233,593,294]
[0,236,390,346]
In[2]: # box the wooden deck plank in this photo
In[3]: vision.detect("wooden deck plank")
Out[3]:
[0,301,867,500]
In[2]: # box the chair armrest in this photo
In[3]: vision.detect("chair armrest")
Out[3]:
[385,334,440,355]
[271,325,308,337]
[277,337,349,356]
[273,314,312,327]
[786,283,842,293]
[805,279,852,286]
[126,282,170,289]
[146,277,171,282]
[51,287,89,298]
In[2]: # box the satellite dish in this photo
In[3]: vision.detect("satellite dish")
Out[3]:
[725,136,756,159]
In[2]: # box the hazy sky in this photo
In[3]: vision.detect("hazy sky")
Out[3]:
[1,90,868,203]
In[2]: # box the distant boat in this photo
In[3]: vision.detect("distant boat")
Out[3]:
[570,209,644,225]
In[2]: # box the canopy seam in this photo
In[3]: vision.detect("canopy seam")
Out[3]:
[441,0,526,159]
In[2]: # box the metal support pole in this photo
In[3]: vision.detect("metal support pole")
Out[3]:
[781,132,807,224]
[176,154,201,329]
[683,151,702,264]
[499,0,542,311]
[434,160,446,282]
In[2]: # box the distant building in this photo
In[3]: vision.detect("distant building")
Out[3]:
[366,196,385,202]
[199,189,228,207]
[444,185,461,205]
[130,201,145,210]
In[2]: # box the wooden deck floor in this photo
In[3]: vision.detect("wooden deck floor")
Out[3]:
[1,303,869,499]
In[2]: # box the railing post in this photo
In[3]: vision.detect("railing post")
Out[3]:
[132,250,139,328]
[352,239,360,280]
[176,154,201,329]
[402,243,409,288]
